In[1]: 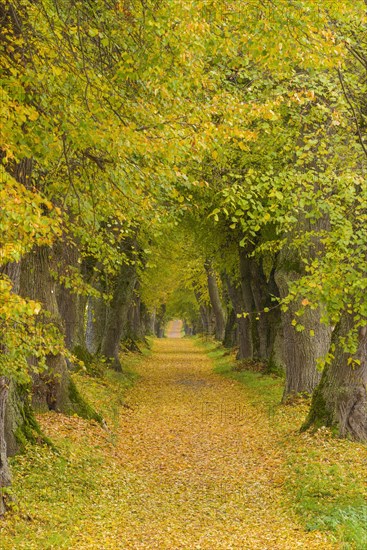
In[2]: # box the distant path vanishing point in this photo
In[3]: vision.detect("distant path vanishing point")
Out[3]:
[166,319,183,338]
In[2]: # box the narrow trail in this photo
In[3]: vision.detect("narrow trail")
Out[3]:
[80,329,336,549]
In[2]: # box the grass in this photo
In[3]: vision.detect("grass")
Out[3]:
[197,337,367,550]
[0,348,146,549]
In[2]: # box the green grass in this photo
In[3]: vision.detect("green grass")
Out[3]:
[197,337,367,549]
[287,445,367,550]
[196,337,284,410]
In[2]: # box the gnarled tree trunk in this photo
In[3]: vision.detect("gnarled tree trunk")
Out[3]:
[275,263,331,400]
[55,241,88,353]
[224,274,252,359]
[58,287,87,352]
[303,315,367,440]
[19,247,99,421]
[20,247,71,412]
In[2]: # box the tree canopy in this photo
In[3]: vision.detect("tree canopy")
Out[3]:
[1,0,367,520]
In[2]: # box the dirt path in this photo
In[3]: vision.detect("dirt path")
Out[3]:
[78,337,336,549]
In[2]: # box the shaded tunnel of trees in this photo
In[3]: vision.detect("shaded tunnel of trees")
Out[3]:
[0,0,366,515]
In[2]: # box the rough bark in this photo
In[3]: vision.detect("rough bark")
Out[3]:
[0,262,44,458]
[100,261,137,369]
[225,273,253,360]
[303,315,367,441]
[19,247,100,420]
[146,308,156,336]
[268,320,285,374]
[248,258,268,359]
[194,290,215,336]
[154,303,167,338]
[238,248,257,358]
[275,264,331,400]
[20,247,71,412]
[58,287,87,352]
[86,294,107,355]
[205,261,226,341]
[0,377,11,516]
[223,308,237,349]
[249,259,282,361]
[125,288,147,345]
[4,381,42,457]
[54,242,93,360]
[0,262,21,293]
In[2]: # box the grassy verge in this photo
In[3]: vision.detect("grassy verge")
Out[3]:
[0,348,147,549]
[196,337,367,550]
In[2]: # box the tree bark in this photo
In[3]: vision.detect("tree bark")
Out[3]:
[205,261,226,341]
[0,377,11,516]
[57,284,87,351]
[154,303,167,338]
[223,307,237,349]
[100,261,137,369]
[194,290,215,336]
[54,242,93,357]
[225,267,254,360]
[303,315,367,440]
[275,264,331,400]
[238,248,257,359]
[125,287,147,344]
[86,294,107,355]
[20,247,72,412]
[19,246,99,421]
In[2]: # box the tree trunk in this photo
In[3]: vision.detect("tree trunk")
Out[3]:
[194,290,215,337]
[249,258,282,361]
[55,242,92,358]
[19,247,99,421]
[275,265,331,400]
[147,308,156,336]
[86,294,107,355]
[0,263,44,460]
[125,288,146,344]
[205,261,226,341]
[223,307,237,349]
[303,315,367,440]
[248,258,268,359]
[225,273,253,360]
[0,377,11,516]
[20,247,71,412]
[238,248,257,358]
[100,261,137,369]
[154,303,167,338]
[58,288,87,352]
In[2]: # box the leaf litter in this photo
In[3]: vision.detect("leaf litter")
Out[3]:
[1,338,338,549]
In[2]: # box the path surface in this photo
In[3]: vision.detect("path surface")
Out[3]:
[81,337,336,549]
[166,319,183,338]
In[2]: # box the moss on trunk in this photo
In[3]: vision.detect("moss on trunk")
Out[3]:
[300,370,333,433]
[67,378,102,423]
[5,381,53,456]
